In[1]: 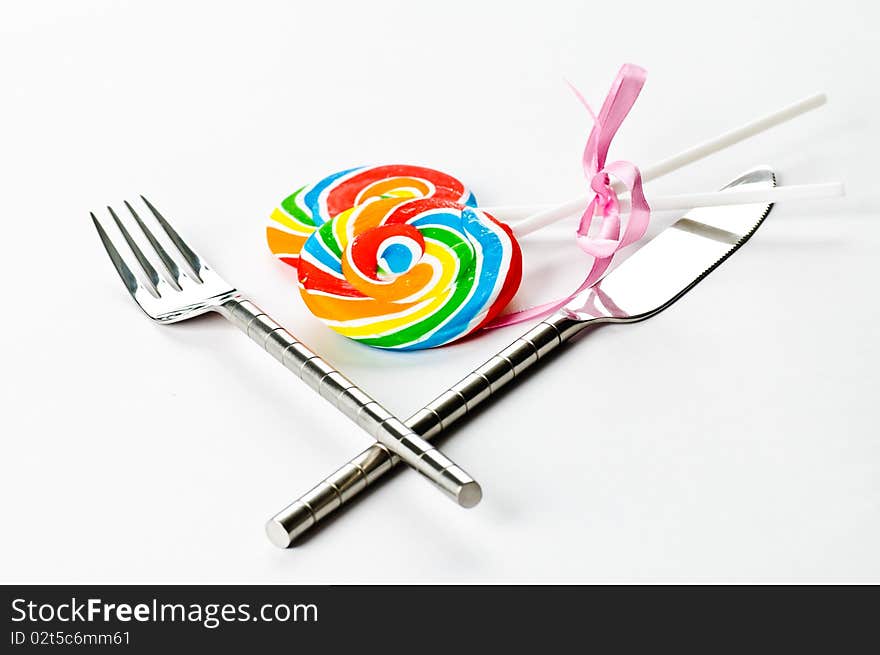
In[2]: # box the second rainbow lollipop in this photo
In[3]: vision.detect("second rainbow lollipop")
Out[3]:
[267,164,477,269]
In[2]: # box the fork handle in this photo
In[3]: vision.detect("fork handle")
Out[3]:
[217,297,482,508]
[266,313,590,547]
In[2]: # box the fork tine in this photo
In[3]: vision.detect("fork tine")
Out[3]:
[107,206,161,296]
[140,195,204,282]
[91,212,141,296]
[124,200,183,291]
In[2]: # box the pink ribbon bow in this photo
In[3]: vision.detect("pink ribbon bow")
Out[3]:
[489,64,651,327]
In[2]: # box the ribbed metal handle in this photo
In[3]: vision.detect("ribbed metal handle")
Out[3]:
[218,298,482,507]
[266,314,589,547]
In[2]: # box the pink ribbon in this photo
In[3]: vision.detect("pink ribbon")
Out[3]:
[488,64,651,328]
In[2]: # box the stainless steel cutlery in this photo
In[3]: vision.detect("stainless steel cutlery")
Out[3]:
[90,166,778,546]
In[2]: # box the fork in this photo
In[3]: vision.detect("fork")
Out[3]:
[89,196,482,507]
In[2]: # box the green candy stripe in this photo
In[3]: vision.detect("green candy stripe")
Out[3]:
[279,187,317,229]
[316,218,343,259]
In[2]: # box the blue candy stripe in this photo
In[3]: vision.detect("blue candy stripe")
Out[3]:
[302,166,363,226]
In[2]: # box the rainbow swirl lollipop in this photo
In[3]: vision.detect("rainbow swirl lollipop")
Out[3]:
[295,195,522,350]
[267,164,477,269]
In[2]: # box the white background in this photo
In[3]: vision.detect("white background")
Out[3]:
[1,0,878,583]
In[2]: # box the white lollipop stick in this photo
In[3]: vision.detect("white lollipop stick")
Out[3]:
[638,93,826,182]
[484,93,828,232]
[507,182,844,237]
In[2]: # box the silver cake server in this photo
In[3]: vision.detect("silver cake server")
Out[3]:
[267,166,777,547]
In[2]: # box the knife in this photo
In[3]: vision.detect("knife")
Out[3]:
[266,166,777,547]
